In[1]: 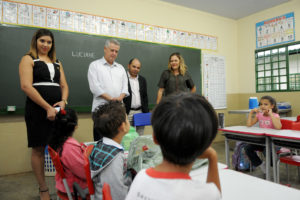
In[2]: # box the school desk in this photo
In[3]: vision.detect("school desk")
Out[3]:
[190,162,227,178]
[281,116,297,121]
[219,126,272,180]
[228,108,291,114]
[266,129,300,182]
[228,108,291,117]
[191,169,300,200]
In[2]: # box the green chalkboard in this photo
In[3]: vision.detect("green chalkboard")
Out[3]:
[0,24,201,113]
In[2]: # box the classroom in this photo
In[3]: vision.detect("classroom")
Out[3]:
[1,0,300,199]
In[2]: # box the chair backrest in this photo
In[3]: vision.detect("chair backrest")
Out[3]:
[133,112,152,126]
[83,145,95,198]
[102,183,112,200]
[47,146,73,200]
[281,119,300,130]
[48,146,66,178]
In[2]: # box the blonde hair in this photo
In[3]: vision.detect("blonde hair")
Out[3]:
[167,52,187,75]
[27,29,56,62]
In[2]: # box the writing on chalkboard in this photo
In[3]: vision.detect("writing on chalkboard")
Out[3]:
[71,51,96,58]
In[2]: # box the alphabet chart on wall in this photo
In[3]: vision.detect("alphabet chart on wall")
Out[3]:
[203,54,226,109]
[0,0,218,50]
[256,12,295,48]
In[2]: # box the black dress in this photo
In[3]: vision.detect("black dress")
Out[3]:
[25,56,61,147]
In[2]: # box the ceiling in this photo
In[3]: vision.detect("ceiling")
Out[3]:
[160,0,290,19]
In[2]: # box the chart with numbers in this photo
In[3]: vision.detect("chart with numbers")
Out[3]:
[203,54,226,109]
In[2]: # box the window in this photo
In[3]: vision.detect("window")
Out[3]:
[255,41,300,92]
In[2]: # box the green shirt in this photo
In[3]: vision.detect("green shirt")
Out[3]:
[157,70,194,96]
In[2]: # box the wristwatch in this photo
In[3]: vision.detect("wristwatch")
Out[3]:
[62,99,68,105]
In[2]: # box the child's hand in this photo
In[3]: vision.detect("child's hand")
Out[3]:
[198,147,217,160]
[265,108,273,116]
[250,108,259,113]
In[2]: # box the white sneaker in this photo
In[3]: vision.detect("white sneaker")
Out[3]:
[259,161,266,174]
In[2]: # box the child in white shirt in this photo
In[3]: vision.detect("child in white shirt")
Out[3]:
[126,92,221,200]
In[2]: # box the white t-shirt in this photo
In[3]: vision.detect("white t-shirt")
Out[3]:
[125,168,221,200]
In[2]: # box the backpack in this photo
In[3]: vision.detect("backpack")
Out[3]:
[232,142,251,171]
[127,135,163,174]
[127,135,208,175]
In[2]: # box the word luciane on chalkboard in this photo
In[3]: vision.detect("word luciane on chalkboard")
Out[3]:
[71,51,96,58]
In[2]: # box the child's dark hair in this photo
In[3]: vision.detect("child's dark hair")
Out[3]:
[260,95,278,113]
[152,92,218,165]
[94,101,126,139]
[48,108,78,154]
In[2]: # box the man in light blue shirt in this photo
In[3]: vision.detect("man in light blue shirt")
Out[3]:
[88,39,129,140]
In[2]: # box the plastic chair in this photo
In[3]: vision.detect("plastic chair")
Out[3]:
[83,145,95,200]
[133,112,152,127]
[276,118,300,184]
[277,154,300,184]
[47,146,73,200]
[73,144,95,200]
[73,145,113,200]
[102,183,112,200]
[280,116,300,130]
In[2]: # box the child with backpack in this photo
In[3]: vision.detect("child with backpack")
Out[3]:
[126,92,221,200]
[48,108,87,196]
[245,95,282,173]
[90,101,132,200]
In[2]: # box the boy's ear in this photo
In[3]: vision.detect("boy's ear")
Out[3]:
[118,121,128,134]
[118,122,125,132]
[152,133,159,145]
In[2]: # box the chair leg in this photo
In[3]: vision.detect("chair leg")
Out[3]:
[286,164,289,184]
[298,166,300,182]
[277,159,280,183]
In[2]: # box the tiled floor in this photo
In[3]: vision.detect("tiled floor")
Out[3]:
[0,141,299,200]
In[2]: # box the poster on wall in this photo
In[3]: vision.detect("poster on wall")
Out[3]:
[203,54,226,109]
[3,1,17,24]
[0,0,2,22]
[18,3,32,25]
[0,0,218,50]
[256,12,295,48]
[33,6,46,27]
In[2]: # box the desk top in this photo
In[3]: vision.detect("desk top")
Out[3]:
[220,126,300,140]
[282,117,297,121]
[220,126,266,136]
[190,162,227,178]
[228,109,291,114]
[192,169,300,200]
[266,129,300,140]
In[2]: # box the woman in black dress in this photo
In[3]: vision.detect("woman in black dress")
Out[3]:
[19,29,69,200]
[156,52,196,104]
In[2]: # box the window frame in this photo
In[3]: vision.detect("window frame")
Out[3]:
[255,41,300,92]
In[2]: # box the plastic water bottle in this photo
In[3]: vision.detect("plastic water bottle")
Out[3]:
[249,97,259,109]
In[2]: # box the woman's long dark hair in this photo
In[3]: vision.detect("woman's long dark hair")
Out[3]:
[48,108,78,155]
